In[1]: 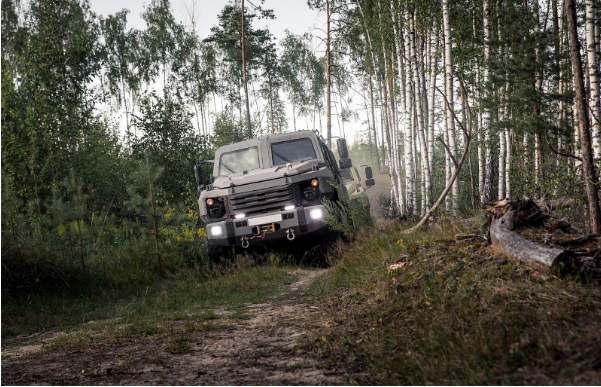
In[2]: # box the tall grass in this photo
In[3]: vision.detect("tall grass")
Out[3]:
[309,218,601,385]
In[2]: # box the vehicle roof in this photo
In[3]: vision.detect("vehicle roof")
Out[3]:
[215,130,319,154]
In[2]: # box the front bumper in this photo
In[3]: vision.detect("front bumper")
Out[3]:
[206,205,327,247]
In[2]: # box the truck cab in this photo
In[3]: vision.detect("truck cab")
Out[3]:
[340,163,375,213]
[194,130,348,262]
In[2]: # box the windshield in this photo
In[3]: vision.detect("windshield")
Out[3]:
[340,168,353,181]
[219,147,260,176]
[271,138,317,166]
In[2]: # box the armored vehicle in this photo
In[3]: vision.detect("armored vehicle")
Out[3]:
[194,130,349,262]
[340,163,375,213]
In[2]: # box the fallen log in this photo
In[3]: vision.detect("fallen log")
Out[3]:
[534,198,575,213]
[484,199,579,276]
[490,208,577,275]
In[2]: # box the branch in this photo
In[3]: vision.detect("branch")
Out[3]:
[589,105,600,125]
[403,84,474,234]
[434,85,470,140]
[436,136,459,169]
[544,128,582,161]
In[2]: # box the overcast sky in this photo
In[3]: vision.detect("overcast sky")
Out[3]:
[88,0,366,143]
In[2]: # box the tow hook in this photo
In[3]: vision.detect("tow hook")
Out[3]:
[286,228,295,241]
[241,236,250,248]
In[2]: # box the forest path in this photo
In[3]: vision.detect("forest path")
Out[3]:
[1,269,343,385]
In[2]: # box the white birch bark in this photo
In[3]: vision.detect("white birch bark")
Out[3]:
[473,9,484,200]
[497,0,505,200]
[505,126,511,198]
[482,0,493,203]
[524,132,529,170]
[390,0,406,214]
[499,131,506,199]
[586,0,601,160]
[428,30,437,170]
[443,0,458,212]
[534,0,543,187]
[574,102,582,171]
[412,103,418,210]
[401,11,416,215]
[377,3,401,215]
[410,11,432,212]
[442,43,451,212]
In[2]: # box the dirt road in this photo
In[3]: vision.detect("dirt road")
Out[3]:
[1,269,342,385]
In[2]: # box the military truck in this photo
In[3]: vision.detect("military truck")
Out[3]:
[193,130,350,262]
[340,162,375,213]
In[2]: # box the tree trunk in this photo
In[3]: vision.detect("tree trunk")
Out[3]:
[369,66,381,171]
[482,0,493,203]
[326,0,332,148]
[410,11,431,211]
[586,0,601,161]
[267,56,275,135]
[566,0,601,234]
[241,0,252,138]
[443,0,458,212]
[402,14,416,215]
[428,29,437,172]
[442,48,451,212]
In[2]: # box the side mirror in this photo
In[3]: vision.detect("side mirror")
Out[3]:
[328,150,339,172]
[364,166,373,179]
[336,138,349,159]
[339,157,352,169]
[364,178,375,187]
[357,165,373,180]
[194,164,203,194]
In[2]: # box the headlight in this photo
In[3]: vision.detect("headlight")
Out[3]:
[210,226,222,236]
[310,208,323,220]
[206,197,226,218]
[235,213,245,219]
[311,179,319,187]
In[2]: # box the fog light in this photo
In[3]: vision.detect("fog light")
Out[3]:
[235,213,245,219]
[309,208,323,220]
[206,198,214,206]
[210,226,222,236]
[311,179,319,187]
[284,205,295,211]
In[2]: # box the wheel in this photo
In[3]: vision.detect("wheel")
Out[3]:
[295,227,342,267]
[205,235,223,267]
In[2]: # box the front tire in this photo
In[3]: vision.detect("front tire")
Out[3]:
[205,235,223,268]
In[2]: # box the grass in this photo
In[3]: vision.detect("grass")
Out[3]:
[2,252,296,340]
[308,218,601,385]
[4,211,600,385]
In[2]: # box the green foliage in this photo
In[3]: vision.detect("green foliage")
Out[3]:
[322,185,372,237]
[211,107,249,148]
[131,90,212,203]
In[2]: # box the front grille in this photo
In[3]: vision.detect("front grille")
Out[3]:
[228,184,300,217]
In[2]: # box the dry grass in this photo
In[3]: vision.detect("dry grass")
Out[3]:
[308,220,601,385]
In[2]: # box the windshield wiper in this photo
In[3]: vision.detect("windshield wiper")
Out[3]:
[272,150,292,163]
[220,162,235,174]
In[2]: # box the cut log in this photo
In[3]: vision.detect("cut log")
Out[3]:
[490,208,578,275]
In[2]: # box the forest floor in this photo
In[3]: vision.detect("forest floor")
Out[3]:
[1,268,343,385]
[3,214,601,385]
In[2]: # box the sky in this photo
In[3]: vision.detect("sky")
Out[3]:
[88,0,367,144]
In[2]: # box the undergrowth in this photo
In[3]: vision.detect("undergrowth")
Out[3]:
[1,251,295,337]
[309,219,601,385]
